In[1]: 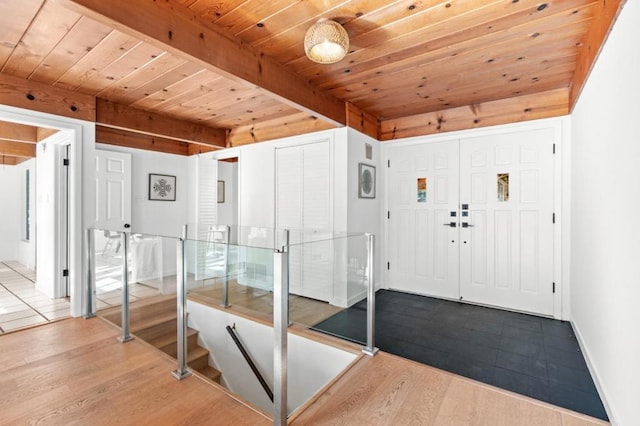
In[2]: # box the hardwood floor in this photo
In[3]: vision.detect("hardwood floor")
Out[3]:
[0,318,269,425]
[189,279,343,326]
[291,352,608,426]
[0,314,608,425]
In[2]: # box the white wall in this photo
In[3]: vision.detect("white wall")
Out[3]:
[237,142,276,229]
[570,2,640,424]
[346,128,382,298]
[0,159,35,267]
[217,161,238,227]
[187,300,357,415]
[96,144,189,274]
[16,159,36,269]
[0,160,27,261]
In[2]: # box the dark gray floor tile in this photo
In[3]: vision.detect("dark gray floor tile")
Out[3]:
[548,363,598,394]
[312,289,605,420]
[413,333,457,353]
[456,327,502,349]
[505,316,543,333]
[546,346,589,371]
[500,335,546,359]
[445,355,495,383]
[464,318,503,335]
[377,322,422,342]
[452,339,498,365]
[540,319,575,338]
[377,311,414,327]
[549,384,608,421]
[466,309,506,324]
[502,324,545,343]
[543,334,581,353]
[495,350,548,382]
[492,368,549,402]
[401,305,441,321]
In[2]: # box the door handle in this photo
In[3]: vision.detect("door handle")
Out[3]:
[461,222,474,228]
[443,222,457,228]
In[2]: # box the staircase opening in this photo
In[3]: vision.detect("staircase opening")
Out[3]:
[97,294,359,416]
[98,295,221,384]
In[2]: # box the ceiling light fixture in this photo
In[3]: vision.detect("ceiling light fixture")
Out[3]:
[304,19,349,64]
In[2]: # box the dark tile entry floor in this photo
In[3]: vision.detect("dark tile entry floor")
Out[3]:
[312,290,608,421]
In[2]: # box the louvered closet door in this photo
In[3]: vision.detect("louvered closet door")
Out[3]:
[276,145,303,295]
[195,155,217,281]
[276,140,331,302]
[300,141,332,301]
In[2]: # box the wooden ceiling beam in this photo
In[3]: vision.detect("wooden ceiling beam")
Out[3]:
[96,125,190,156]
[188,143,219,156]
[65,0,348,127]
[346,103,380,141]
[228,112,336,147]
[0,156,19,166]
[569,0,626,109]
[0,121,37,143]
[96,98,226,147]
[0,140,36,158]
[37,127,60,142]
[0,73,96,121]
[380,88,569,141]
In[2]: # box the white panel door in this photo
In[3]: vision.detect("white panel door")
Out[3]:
[459,129,555,315]
[387,140,460,299]
[95,149,131,231]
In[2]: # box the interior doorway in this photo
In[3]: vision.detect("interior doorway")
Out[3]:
[0,104,92,319]
[0,121,74,333]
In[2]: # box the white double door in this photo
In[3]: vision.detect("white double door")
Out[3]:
[387,129,555,316]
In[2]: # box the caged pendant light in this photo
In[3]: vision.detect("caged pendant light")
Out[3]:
[304,19,349,64]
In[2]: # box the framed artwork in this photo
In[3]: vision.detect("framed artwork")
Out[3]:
[217,180,225,203]
[358,163,376,199]
[148,173,176,201]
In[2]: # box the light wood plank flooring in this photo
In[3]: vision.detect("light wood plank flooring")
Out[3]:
[189,279,343,326]
[0,318,269,425]
[291,352,608,426]
[0,316,608,425]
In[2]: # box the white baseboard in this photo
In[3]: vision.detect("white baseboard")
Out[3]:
[570,320,617,425]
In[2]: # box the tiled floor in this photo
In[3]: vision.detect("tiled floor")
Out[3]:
[0,261,70,334]
[313,289,608,421]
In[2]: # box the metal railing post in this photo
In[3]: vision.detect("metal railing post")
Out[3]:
[83,228,96,319]
[283,229,291,327]
[363,233,378,356]
[172,235,192,380]
[221,225,231,308]
[273,248,289,426]
[118,232,134,343]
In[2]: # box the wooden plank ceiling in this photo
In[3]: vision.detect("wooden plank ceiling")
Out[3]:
[0,120,57,165]
[0,0,624,155]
